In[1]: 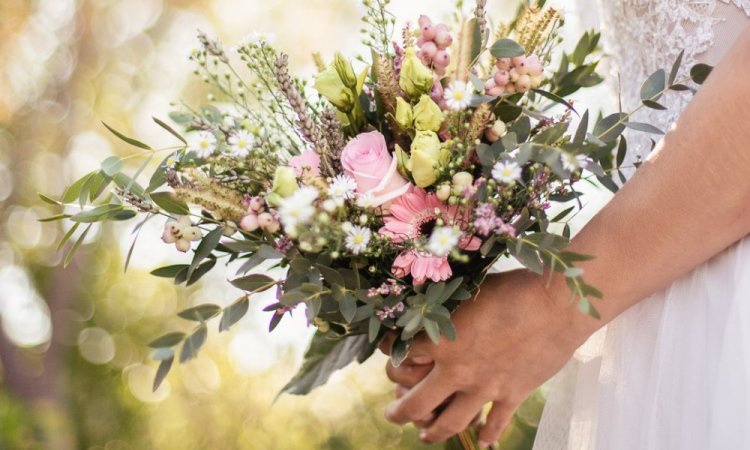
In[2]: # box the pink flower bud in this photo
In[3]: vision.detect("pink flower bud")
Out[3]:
[494,69,510,86]
[434,31,453,49]
[249,196,265,212]
[422,25,436,40]
[240,213,259,232]
[433,50,450,67]
[511,55,526,67]
[418,15,432,29]
[496,58,512,71]
[420,41,438,58]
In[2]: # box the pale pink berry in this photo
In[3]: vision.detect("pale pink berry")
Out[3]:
[420,41,438,58]
[505,83,517,95]
[530,74,545,89]
[264,220,280,234]
[162,222,179,244]
[175,239,191,253]
[433,50,450,67]
[416,36,427,47]
[181,227,201,241]
[511,55,526,67]
[496,58,512,71]
[515,60,530,75]
[435,66,446,77]
[516,74,532,92]
[420,54,432,66]
[494,69,510,86]
[434,23,449,34]
[487,86,505,96]
[240,213,259,232]
[422,25,436,40]
[257,212,275,230]
[509,68,520,82]
[418,15,432,29]
[525,55,543,75]
[485,78,497,91]
[434,31,452,49]
[249,196,265,212]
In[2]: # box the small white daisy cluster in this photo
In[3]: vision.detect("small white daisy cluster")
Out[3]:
[278,187,319,232]
[562,153,589,173]
[325,175,358,208]
[343,222,372,255]
[428,226,461,257]
[188,128,256,160]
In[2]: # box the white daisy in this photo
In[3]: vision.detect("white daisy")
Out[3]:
[492,160,522,184]
[327,174,358,202]
[444,80,474,111]
[228,129,255,158]
[562,153,588,172]
[356,192,376,209]
[345,225,372,255]
[189,131,217,159]
[278,187,318,231]
[241,31,276,48]
[428,226,461,257]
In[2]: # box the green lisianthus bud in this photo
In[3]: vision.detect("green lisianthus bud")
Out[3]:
[267,166,298,206]
[314,68,355,112]
[394,144,411,179]
[333,52,358,90]
[395,97,414,130]
[399,47,435,98]
[451,171,474,196]
[413,95,443,132]
[409,131,449,188]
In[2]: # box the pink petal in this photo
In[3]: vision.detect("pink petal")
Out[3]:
[460,235,482,251]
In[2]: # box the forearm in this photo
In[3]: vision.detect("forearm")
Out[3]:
[555,26,750,337]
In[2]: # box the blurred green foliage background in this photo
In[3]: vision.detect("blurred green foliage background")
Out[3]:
[0,1,554,449]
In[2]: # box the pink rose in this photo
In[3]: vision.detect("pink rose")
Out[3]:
[289,149,321,177]
[340,131,411,207]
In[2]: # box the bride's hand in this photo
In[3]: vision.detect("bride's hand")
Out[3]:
[381,270,592,447]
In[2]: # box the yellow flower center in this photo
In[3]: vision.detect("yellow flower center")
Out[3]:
[353,234,364,245]
[452,91,465,101]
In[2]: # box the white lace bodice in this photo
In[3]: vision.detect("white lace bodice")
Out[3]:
[594,0,750,160]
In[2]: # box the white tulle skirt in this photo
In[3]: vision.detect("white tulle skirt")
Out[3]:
[533,236,750,450]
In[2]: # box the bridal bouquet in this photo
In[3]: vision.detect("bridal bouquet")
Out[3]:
[43,0,710,435]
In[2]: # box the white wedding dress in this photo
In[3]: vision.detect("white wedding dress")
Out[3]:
[533,1,750,449]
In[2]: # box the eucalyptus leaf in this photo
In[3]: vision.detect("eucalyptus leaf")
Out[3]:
[219,296,249,332]
[101,156,123,177]
[150,192,189,215]
[640,69,666,102]
[178,304,221,321]
[148,332,186,348]
[102,121,152,150]
[153,116,188,145]
[490,38,525,58]
[152,356,173,392]
[179,324,207,362]
[231,273,277,292]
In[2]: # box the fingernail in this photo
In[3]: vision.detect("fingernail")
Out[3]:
[478,440,490,449]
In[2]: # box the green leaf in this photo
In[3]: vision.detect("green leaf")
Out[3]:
[219,296,249,332]
[574,110,589,143]
[624,122,665,135]
[63,224,92,268]
[150,191,189,215]
[56,222,80,252]
[235,245,283,274]
[280,333,374,396]
[39,214,72,223]
[178,304,221,321]
[316,264,345,287]
[533,89,576,113]
[186,258,217,286]
[231,273,277,292]
[147,153,175,193]
[187,227,222,278]
[340,293,357,323]
[390,338,412,367]
[151,264,190,278]
[39,193,62,206]
[368,315,381,343]
[593,113,627,142]
[113,173,145,198]
[642,100,667,110]
[62,171,96,204]
[179,324,207,362]
[578,298,601,319]
[102,121,152,150]
[101,156,123,177]
[153,116,188,145]
[423,319,440,344]
[640,69,666,102]
[690,63,713,85]
[148,332,186,348]
[509,240,544,274]
[565,267,584,278]
[669,49,684,85]
[150,347,174,361]
[280,289,308,306]
[152,356,173,392]
[70,204,126,223]
[438,319,457,341]
[490,38,526,58]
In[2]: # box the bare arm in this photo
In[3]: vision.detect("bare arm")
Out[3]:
[384,25,750,447]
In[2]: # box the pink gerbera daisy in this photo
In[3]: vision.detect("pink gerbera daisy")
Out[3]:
[380,188,481,284]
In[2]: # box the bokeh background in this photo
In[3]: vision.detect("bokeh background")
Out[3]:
[0,1,610,449]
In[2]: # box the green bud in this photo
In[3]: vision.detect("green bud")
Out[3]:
[333,52,357,90]
[409,131,450,188]
[267,166,298,207]
[399,47,435,98]
[395,97,414,130]
[314,68,355,112]
[413,95,443,132]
